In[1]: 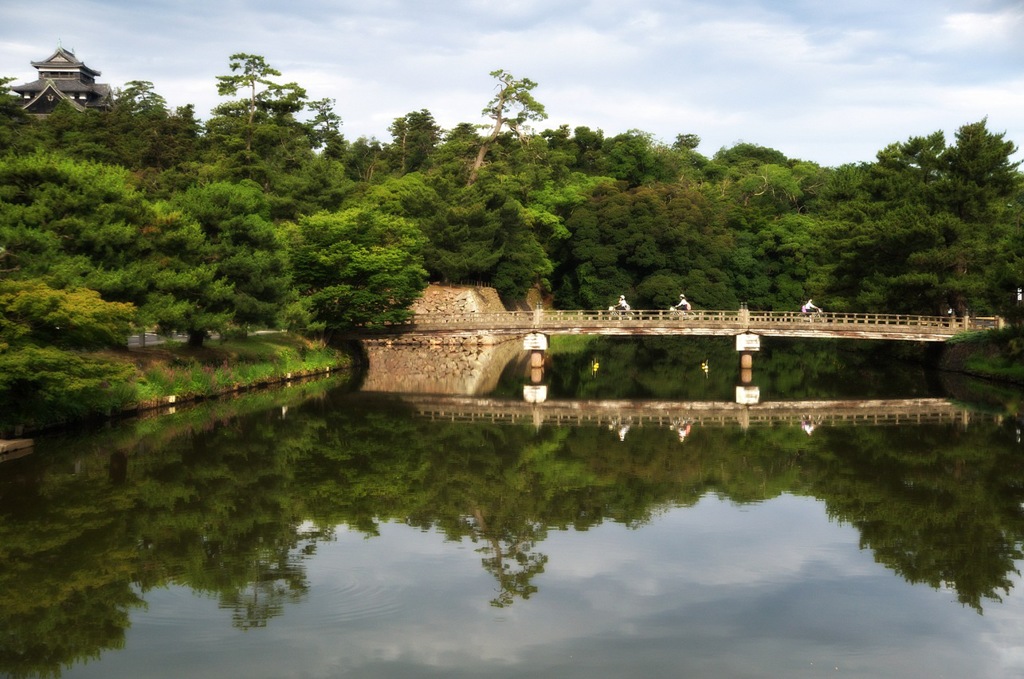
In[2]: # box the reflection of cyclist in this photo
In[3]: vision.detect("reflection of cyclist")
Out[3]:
[677,421,692,441]
[801,419,815,436]
[609,417,632,441]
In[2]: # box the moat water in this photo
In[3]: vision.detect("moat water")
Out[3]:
[2,337,1023,678]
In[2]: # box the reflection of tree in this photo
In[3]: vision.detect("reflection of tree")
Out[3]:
[219,543,311,629]
[471,508,548,607]
[808,424,1024,612]
[4,374,1024,676]
[0,384,338,676]
[545,336,943,402]
[0,457,144,678]
[131,410,320,631]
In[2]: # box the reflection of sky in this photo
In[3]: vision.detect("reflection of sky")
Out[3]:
[66,494,1024,678]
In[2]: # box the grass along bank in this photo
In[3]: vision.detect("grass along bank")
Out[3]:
[1,333,352,436]
[941,328,1024,384]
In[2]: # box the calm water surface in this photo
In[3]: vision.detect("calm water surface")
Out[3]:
[3,337,1024,678]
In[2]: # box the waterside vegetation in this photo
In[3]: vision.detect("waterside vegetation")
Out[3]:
[0,332,349,435]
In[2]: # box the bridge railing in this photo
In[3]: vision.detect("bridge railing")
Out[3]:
[376,309,997,339]
[746,310,967,329]
[405,308,971,329]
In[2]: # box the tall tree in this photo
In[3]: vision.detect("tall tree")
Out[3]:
[386,109,442,175]
[468,69,547,186]
[304,97,346,158]
[207,53,316,209]
[214,53,307,153]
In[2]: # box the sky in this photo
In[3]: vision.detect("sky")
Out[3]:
[2,0,1023,167]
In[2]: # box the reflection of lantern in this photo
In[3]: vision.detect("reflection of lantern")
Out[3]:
[522,385,547,403]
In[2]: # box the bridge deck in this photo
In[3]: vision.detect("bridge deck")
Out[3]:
[357,309,988,342]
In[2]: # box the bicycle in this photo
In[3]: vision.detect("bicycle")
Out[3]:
[801,309,825,322]
[608,305,634,320]
[668,307,690,320]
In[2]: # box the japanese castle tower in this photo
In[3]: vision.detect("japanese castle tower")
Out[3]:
[11,47,112,114]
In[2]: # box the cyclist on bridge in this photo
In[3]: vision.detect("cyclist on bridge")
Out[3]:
[801,299,822,314]
[613,295,631,311]
[672,294,692,312]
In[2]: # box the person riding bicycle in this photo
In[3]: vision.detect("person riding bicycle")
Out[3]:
[801,299,822,314]
[615,295,631,311]
[672,294,691,312]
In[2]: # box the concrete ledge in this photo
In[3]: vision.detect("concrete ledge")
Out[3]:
[0,438,34,462]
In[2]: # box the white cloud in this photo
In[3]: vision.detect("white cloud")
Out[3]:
[2,0,1021,165]
[943,8,1024,47]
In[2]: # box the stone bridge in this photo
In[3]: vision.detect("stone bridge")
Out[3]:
[370,308,989,343]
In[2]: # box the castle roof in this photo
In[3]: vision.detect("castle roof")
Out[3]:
[31,47,101,77]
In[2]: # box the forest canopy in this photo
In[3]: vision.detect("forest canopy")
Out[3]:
[2,55,1022,351]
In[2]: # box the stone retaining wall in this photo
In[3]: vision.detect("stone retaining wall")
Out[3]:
[361,285,523,394]
[412,284,507,315]
[361,338,524,394]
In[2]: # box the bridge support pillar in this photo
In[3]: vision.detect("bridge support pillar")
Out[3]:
[524,332,548,384]
[735,332,760,406]
[739,355,753,385]
[735,333,760,383]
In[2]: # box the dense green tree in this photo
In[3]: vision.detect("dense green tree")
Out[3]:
[489,196,553,299]
[0,75,29,153]
[599,129,673,187]
[342,136,385,183]
[420,197,504,284]
[0,152,153,305]
[823,120,1020,315]
[288,207,428,337]
[106,83,202,193]
[206,53,331,219]
[0,280,135,351]
[0,280,137,425]
[555,182,736,309]
[157,180,292,345]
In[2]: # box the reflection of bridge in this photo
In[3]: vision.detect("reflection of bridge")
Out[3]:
[385,394,990,430]
[357,309,992,343]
